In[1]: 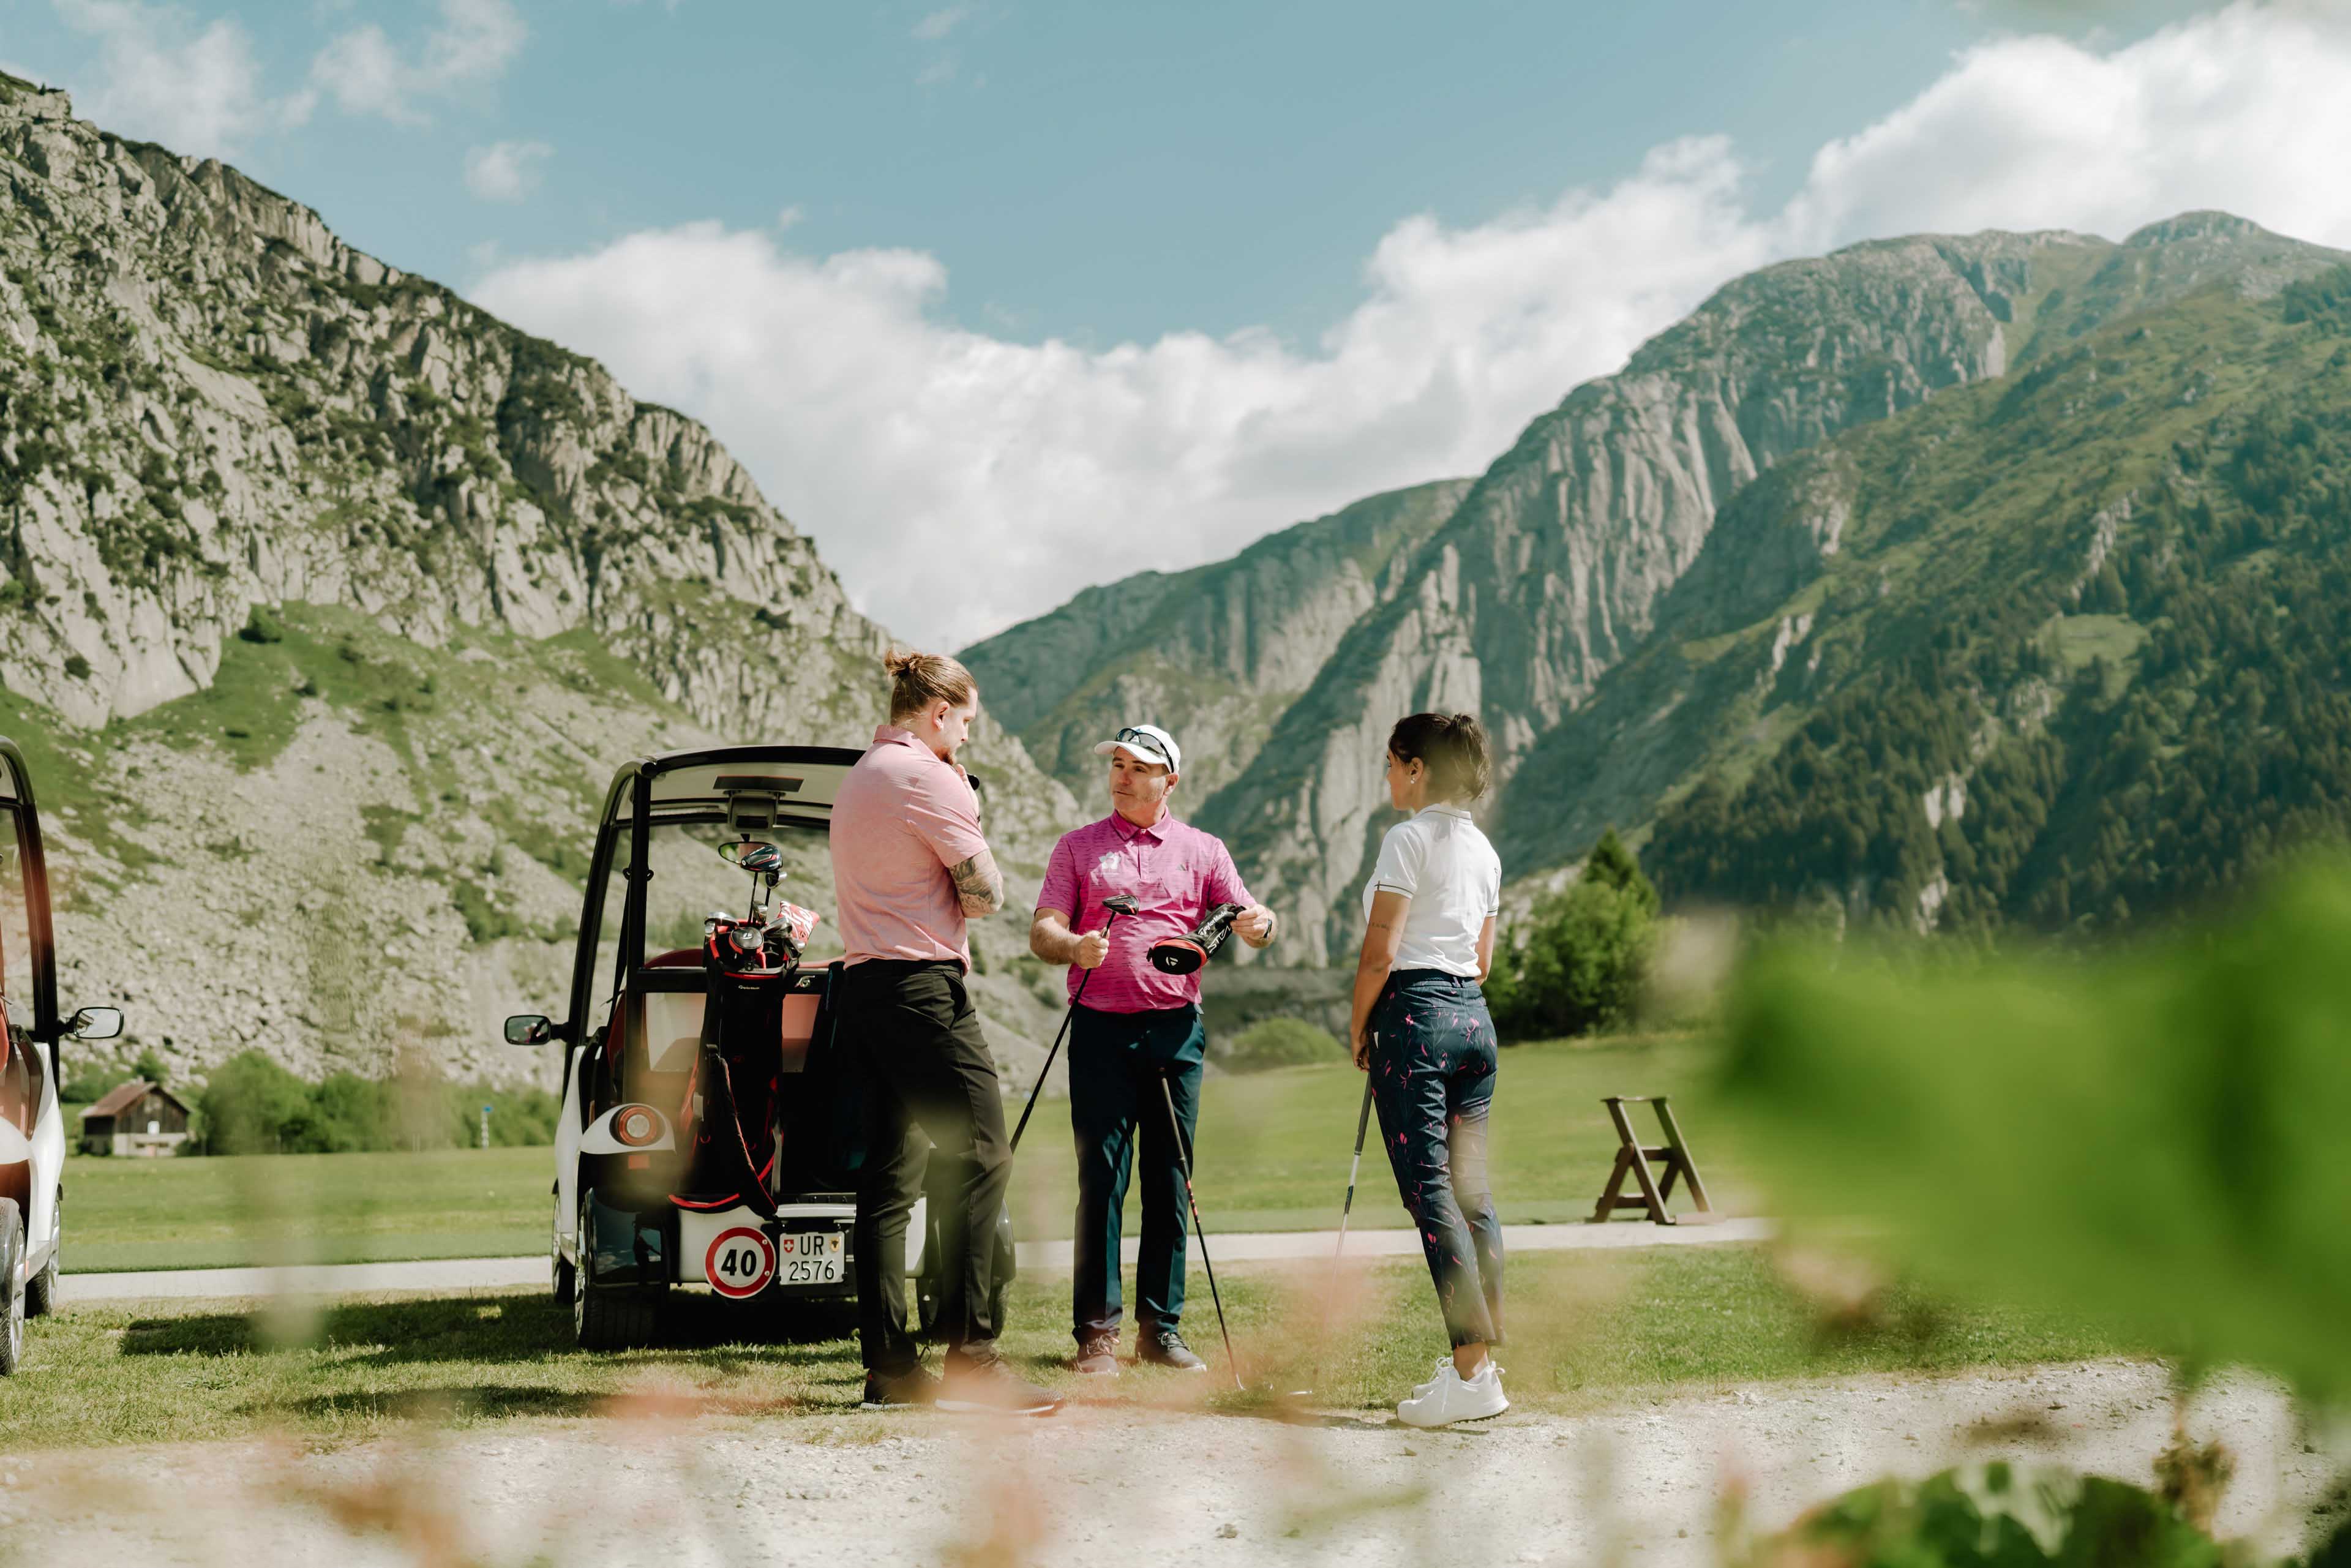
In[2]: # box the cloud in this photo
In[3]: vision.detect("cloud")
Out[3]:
[470,2,2351,649]
[911,6,970,42]
[1780,4,2351,251]
[463,138,551,201]
[915,56,957,88]
[53,0,297,157]
[310,0,526,125]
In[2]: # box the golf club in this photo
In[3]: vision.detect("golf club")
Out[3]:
[1158,1068,1243,1393]
[1008,893,1138,1154]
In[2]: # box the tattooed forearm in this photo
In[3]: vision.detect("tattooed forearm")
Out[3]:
[949,849,1005,917]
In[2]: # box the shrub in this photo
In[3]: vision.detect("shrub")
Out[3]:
[238,604,287,643]
[61,1066,120,1103]
[1219,1017,1344,1073]
[195,1050,315,1153]
[63,653,92,680]
[190,1052,559,1153]
[1487,828,1661,1040]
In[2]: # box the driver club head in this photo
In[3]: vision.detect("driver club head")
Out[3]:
[1103,894,1140,917]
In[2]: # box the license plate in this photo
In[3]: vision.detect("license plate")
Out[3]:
[777,1229,845,1286]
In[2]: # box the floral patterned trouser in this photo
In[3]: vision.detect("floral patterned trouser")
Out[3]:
[1367,969,1504,1348]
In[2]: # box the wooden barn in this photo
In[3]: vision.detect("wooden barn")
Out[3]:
[80,1079,191,1157]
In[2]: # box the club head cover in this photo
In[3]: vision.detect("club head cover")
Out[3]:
[1148,936,1208,975]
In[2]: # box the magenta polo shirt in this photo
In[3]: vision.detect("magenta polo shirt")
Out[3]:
[1035,811,1254,1013]
[830,726,991,969]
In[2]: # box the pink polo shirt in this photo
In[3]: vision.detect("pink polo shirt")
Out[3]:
[830,726,991,969]
[1035,812,1254,1013]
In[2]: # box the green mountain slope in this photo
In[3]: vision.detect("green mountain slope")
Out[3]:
[1504,254,2351,932]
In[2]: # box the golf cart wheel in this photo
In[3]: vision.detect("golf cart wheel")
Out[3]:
[24,1187,58,1318]
[1,1198,24,1377]
[572,1197,655,1351]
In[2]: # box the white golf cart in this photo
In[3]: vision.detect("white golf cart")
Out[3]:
[504,745,1013,1350]
[0,735,125,1375]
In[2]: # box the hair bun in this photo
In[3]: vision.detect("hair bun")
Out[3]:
[882,648,978,723]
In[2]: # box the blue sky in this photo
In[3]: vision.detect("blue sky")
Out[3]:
[4,1,2339,645]
[3,0,2219,346]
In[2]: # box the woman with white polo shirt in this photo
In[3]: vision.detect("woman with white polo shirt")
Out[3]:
[1348,711,1507,1428]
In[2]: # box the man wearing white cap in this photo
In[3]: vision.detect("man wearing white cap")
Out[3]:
[1030,723,1277,1374]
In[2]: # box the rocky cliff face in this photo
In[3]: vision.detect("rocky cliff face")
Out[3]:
[1193,231,2121,959]
[0,73,1076,1088]
[961,479,1469,813]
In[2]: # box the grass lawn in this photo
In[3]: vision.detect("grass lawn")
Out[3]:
[62,1032,1729,1273]
[6,1247,2133,1452]
[61,1147,555,1273]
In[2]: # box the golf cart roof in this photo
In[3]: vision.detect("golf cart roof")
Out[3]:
[604,745,866,830]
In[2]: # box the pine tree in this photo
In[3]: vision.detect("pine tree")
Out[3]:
[1584,827,1660,917]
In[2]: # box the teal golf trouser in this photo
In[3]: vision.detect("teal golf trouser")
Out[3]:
[1067,1004,1205,1344]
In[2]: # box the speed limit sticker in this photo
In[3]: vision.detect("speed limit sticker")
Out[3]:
[705,1226,777,1298]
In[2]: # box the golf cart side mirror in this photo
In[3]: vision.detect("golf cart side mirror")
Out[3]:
[68,1005,124,1041]
[504,1014,553,1047]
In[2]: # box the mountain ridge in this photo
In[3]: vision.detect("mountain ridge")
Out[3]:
[0,71,1079,1086]
[971,208,2350,959]
[962,477,1471,809]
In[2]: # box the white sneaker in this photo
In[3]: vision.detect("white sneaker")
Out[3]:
[1412,1356,1504,1398]
[1395,1360,1508,1428]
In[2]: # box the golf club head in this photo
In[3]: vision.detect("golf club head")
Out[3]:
[1103,893,1140,917]
[721,839,784,876]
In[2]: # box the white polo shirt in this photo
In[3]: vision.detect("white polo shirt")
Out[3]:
[1360,804,1502,977]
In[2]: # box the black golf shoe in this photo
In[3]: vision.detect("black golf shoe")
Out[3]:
[1139,1326,1207,1373]
[860,1364,940,1410]
[1072,1332,1120,1376]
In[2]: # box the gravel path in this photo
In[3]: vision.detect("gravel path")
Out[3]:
[0,1359,2331,1566]
[57,1218,1777,1304]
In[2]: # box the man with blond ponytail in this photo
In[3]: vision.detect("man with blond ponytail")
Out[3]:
[830,649,1061,1417]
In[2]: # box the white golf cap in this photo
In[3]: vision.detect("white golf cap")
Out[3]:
[1093,722,1181,775]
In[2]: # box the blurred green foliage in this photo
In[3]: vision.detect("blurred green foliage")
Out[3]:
[1487,827,1660,1038]
[193,1049,557,1154]
[1712,856,2351,1395]
[1738,1465,2225,1567]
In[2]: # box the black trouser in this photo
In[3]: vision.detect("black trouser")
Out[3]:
[842,959,1011,1373]
[1067,1004,1205,1344]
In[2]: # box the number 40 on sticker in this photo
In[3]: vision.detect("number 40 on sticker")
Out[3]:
[705,1227,776,1298]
